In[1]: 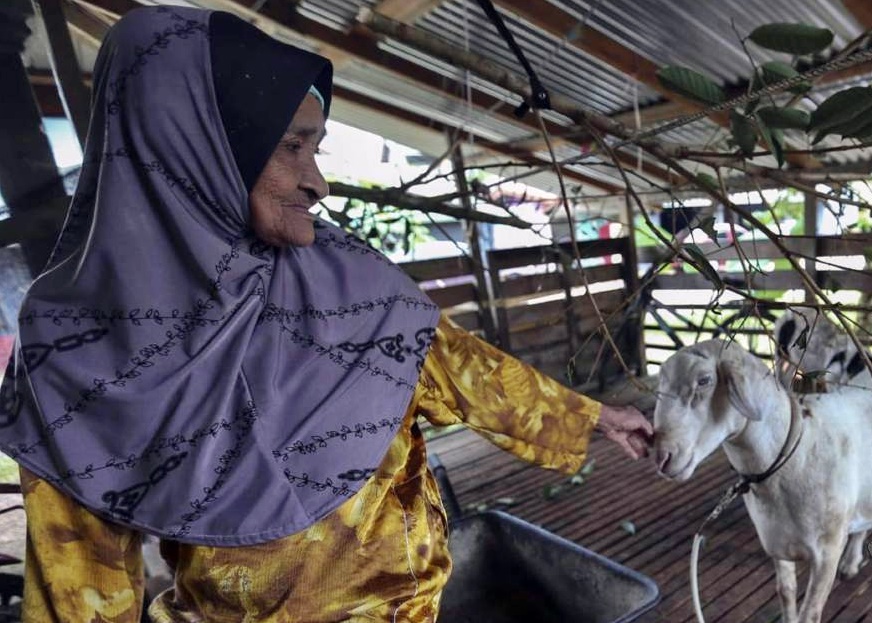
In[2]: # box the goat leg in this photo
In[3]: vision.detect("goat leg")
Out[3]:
[774,559,798,623]
[838,530,868,579]
[797,538,844,623]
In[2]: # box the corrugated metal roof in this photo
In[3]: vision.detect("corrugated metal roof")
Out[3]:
[551,0,865,84]
[19,0,872,210]
[418,0,662,115]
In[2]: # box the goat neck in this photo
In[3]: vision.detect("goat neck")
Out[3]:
[721,376,797,480]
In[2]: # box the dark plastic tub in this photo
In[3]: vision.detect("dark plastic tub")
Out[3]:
[438,510,660,623]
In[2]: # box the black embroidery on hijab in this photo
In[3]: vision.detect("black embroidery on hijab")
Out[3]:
[338,327,435,369]
[0,376,23,429]
[272,415,402,461]
[43,189,96,271]
[313,230,406,272]
[20,308,225,328]
[258,295,437,326]
[104,149,238,230]
[10,240,247,458]
[52,406,260,483]
[16,328,109,373]
[337,468,377,482]
[101,452,189,519]
[78,400,256,529]
[273,325,419,390]
[107,9,208,116]
[282,471,353,498]
[170,401,259,537]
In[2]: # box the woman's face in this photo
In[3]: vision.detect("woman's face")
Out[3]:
[249,93,328,247]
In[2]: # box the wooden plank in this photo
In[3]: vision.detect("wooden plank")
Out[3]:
[373,0,445,23]
[488,238,628,271]
[652,271,805,291]
[424,282,477,309]
[400,255,474,282]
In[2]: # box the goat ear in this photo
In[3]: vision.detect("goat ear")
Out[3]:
[719,359,763,421]
[776,318,796,354]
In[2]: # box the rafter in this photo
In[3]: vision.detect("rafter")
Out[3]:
[844,0,872,28]
[372,0,445,24]
[491,0,820,170]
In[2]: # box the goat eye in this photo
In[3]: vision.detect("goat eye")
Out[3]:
[697,375,712,387]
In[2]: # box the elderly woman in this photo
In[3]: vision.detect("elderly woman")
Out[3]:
[0,6,651,622]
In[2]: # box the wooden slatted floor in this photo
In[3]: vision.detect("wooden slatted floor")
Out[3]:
[426,424,872,623]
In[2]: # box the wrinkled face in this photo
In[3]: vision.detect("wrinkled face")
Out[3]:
[249,94,328,247]
[653,348,739,482]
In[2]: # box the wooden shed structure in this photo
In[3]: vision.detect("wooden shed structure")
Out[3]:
[2,0,872,621]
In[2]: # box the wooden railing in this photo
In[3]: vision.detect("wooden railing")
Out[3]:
[401,237,644,390]
[637,233,872,368]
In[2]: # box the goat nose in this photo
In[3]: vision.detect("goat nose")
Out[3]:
[656,448,672,473]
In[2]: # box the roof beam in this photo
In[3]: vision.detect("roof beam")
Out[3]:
[843,0,872,27]
[491,0,820,169]
[63,0,114,46]
[372,0,445,24]
[33,0,92,146]
[331,84,624,194]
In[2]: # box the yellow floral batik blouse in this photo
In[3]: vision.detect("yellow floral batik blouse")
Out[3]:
[20,314,601,623]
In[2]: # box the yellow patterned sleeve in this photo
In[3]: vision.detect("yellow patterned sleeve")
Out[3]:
[416,314,601,474]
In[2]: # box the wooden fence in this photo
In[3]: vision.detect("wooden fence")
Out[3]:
[401,237,645,390]
[402,233,872,381]
[638,233,872,367]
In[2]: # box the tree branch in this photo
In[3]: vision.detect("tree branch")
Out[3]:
[328,181,532,228]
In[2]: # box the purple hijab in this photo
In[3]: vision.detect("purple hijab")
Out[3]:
[0,6,439,545]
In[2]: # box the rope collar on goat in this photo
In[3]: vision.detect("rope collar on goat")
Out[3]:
[689,395,805,623]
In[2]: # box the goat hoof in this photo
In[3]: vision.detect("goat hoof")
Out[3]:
[838,564,860,580]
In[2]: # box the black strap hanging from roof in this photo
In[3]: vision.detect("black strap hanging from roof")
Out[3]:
[474,0,551,118]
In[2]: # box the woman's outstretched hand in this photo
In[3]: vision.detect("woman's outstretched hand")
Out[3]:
[597,404,654,460]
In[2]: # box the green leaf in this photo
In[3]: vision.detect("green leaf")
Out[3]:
[756,106,810,130]
[758,123,785,168]
[620,520,637,535]
[751,61,811,95]
[695,172,719,191]
[683,244,724,292]
[809,87,872,140]
[544,484,564,500]
[656,66,725,105]
[697,217,720,247]
[580,459,596,476]
[495,497,517,506]
[748,23,834,55]
[730,110,758,157]
[794,327,809,349]
[570,474,585,485]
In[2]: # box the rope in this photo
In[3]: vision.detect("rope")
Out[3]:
[688,396,805,623]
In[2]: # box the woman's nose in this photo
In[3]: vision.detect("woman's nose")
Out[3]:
[301,159,329,202]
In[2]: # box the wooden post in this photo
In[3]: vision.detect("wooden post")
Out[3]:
[450,146,498,344]
[555,247,580,369]
[621,201,646,376]
[803,190,818,303]
[0,0,67,274]
[32,0,91,147]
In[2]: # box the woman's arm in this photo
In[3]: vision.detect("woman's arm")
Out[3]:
[415,315,651,473]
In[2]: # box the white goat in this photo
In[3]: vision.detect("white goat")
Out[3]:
[774,308,872,390]
[653,339,872,623]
